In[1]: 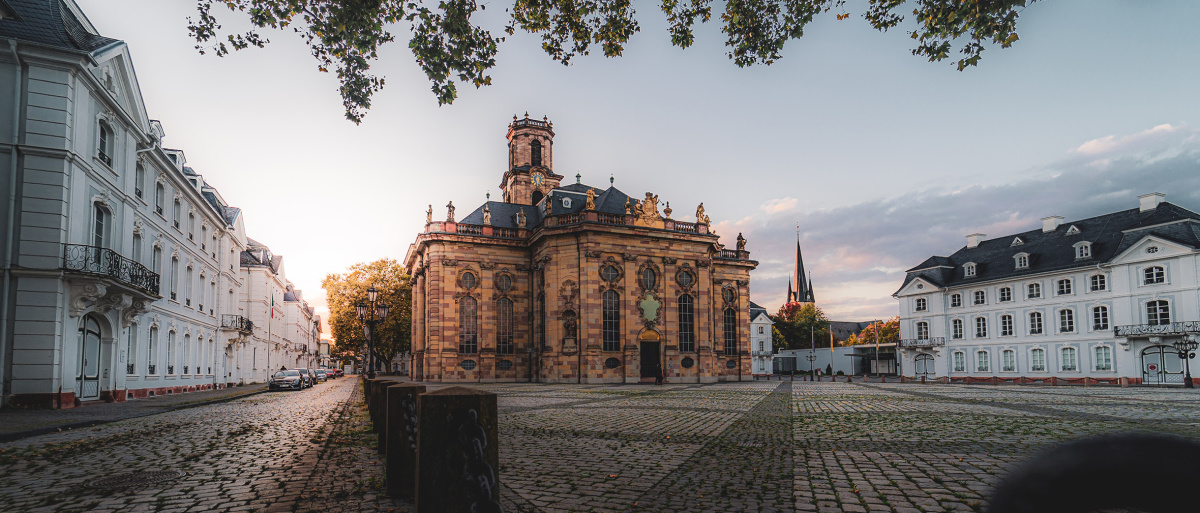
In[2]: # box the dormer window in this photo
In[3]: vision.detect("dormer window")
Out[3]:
[1066,225,1081,235]
[1011,237,1024,246]
[561,197,572,209]
[1074,241,1092,260]
[964,262,977,277]
[1014,253,1029,270]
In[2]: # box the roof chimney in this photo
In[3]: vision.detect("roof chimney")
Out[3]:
[1042,216,1064,233]
[1139,192,1166,212]
[966,233,986,249]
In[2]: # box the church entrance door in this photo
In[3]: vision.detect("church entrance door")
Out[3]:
[638,329,661,380]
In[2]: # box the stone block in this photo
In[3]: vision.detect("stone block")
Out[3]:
[415,386,500,513]
[386,383,426,498]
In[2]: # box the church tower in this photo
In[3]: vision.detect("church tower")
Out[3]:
[501,113,563,205]
[787,237,815,304]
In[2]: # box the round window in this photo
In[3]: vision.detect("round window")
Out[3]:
[604,357,621,369]
[601,265,620,282]
[461,271,477,290]
[641,268,657,290]
[680,357,695,369]
[677,270,694,288]
[723,288,735,303]
[460,359,477,370]
[496,274,513,293]
[725,359,737,369]
[497,360,513,371]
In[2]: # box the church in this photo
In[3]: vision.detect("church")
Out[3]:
[403,115,758,383]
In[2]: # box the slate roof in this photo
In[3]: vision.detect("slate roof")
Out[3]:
[829,321,874,341]
[899,202,1200,292]
[0,0,119,53]
[460,184,637,229]
[749,301,771,323]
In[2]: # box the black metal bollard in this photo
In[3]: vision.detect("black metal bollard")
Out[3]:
[416,386,501,513]
[386,383,426,499]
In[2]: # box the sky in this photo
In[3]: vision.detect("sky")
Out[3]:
[75,0,1200,335]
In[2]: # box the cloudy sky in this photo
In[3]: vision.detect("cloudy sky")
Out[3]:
[76,0,1200,333]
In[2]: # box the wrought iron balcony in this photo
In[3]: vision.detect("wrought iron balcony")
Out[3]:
[221,314,253,333]
[63,244,160,297]
[751,350,774,357]
[1115,322,1200,337]
[297,343,308,353]
[899,337,947,348]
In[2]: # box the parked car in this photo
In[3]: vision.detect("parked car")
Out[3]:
[315,369,328,383]
[269,369,304,391]
[294,368,313,388]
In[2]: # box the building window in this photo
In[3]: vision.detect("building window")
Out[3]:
[132,234,143,264]
[530,139,542,167]
[148,326,158,375]
[1029,312,1043,335]
[496,273,513,293]
[92,204,109,248]
[950,294,962,308]
[1056,279,1072,295]
[641,268,657,290]
[964,263,976,277]
[166,331,176,374]
[915,298,927,311]
[1000,315,1013,337]
[999,287,1012,302]
[757,326,764,334]
[459,297,478,354]
[601,265,620,282]
[201,226,207,250]
[976,351,990,372]
[170,257,179,301]
[1061,347,1077,371]
[496,298,513,355]
[953,351,966,372]
[916,322,929,340]
[1031,348,1045,371]
[461,271,477,290]
[975,317,987,338]
[1095,346,1113,371]
[1144,266,1165,285]
[1014,254,1028,269]
[173,199,181,229]
[1027,283,1042,299]
[1147,300,1170,325]
[1075,243,1091,259]
[135,165,145,198]
[973,291,985,305]
[188,213,195,240]
[185,266,193,306]
[1002,349,1016,372]
[1059,309,1074,333]
[182,334,190,374]
[723,307,737,355]
[678,294,695,352]
[97,120,114,166]
[603,290,620,352]
[1092,306,1109,330]
[952,319,963,339]
[126,326,138,375]
[155,183,165,215]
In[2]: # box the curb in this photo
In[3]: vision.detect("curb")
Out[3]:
[0,387,270,444]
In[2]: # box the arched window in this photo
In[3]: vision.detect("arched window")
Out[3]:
[641,268,657,290]
[1092,306,1109,330]
[173,198,181,228]
[1144,266,1165,285]
[97,120,114,166]
[678,294,694,352]
[183,334,191,374]
[1027,283,1042,299]
[155,182,165,215]
[916,321,929,340]
[185,266,193,306]
[530,139,542,167]
[1059,309,1074,333]
[951,318,963,339]
[602,290,620,352]
[1014,254,1029,269]
[999,287,1012,302]
[914,298,927,312]
[92,204,108,248]
[1056,279,1072,295]
[1000,315,1013,336]
[78,315,102,388]
[126,324,138,375]
[170,256,179,301]
[723,307,738,355]
[201,226,207,249]
[532,191,544,205]
[459,296,478,354]
[1061,347,1078,371]
[973,290,985,305]
[1095,346,1113,371]
[964,263,976,277]
[1002,349,1016,372]
[1030,348,1046,371]
[496,298,513,355]
[167,331,176,374]
[1090,274,1106,291]
[1147,300,1170,325]
[135,164,145,198]
[1029,312,1044,334]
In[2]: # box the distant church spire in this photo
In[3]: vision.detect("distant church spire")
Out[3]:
[788,236,815,304]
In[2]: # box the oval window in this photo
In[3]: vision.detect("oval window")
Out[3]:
[601,265,620,282]
[496,274,512,293]
[723,288,735,303]
[604,357,621,369]
[677,270,694,288]
[497,360,513,371]
[641,268,657,290]
[461,359,477,370]
[680,357,695,369]
[725,359,737,369]
[461,271,477,290]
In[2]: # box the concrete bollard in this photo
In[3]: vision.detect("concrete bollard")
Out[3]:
[386,383,426,499]
[416,386,501,513]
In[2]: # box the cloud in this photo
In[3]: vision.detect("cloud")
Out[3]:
[760,197,798,214]
[743,124,1200,321]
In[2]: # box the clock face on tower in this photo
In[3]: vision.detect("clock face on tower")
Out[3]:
[531,172,545,187]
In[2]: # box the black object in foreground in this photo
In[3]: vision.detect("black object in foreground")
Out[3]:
[988,433,1200,513]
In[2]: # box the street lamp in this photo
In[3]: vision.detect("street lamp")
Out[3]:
[805,351,818,381]
[1173,336,1198,389]
[356,286,390,380]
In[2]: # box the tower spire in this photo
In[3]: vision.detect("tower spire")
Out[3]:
[792,235,814,304]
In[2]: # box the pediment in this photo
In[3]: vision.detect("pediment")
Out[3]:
[895,276,938,297]
[1110,236,1195,265]
[89,46,150,132]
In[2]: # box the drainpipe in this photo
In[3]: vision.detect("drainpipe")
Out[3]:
[1,40,24,406]
[576,234,582,384]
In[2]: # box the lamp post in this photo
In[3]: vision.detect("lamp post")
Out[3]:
[1173,336,1198,389]
[356,286,390,380]
[805,351,818,381]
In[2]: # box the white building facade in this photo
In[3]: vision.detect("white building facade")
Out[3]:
[895,193,1200,385]
[749,302,774,375]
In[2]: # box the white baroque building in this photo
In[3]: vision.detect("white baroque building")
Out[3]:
[749,302,774,375]
[894,193,1200,385]
[0,0,316,408]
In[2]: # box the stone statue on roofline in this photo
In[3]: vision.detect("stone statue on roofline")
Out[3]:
[586,188,596,211]
[736,233,746,251]
[516,208,527,228]
[426,204,433,224]
[483,203,492,225]
[696,202,710,225]
[446,201,455,223]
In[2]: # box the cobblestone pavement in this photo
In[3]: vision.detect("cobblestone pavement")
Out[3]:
[0,377,407,513]
[486,381,1200,513]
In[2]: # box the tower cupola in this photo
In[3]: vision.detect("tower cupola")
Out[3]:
[501,113,562,205]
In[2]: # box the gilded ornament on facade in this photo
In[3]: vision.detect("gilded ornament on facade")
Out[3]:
[633,192,665,229]
[638,292,661,323]
[663,201,672,219]
[624,198,632,215]
[585,188,596,210]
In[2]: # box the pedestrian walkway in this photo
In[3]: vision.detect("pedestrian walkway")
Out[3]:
[0,383,268,442]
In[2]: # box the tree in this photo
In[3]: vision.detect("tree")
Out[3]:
[843,316,900,346]
[322,258,412,371]
[188,0,1039,122]
[771,302,829,350]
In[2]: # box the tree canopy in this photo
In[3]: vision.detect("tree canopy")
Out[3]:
[771,302,829,350]
[321,258,412,370]
[843,316,899,346]
[188,0,1039,122]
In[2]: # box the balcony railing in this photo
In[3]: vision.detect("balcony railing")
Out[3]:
[1115,322,1200,337]
[717,249,752,260]
[899,337,947,348]
[63,244,161,297]
[297,343,308,352]
[221,314,253,333]
[751,350,774,357]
